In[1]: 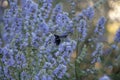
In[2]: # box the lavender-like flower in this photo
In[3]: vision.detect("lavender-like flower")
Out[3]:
[91,43,103,63]
[39,22,49,34]
[51,3,62,23]
[43,62,52,69]
[53,64,67,79]
[15,53,26,68]
[41,75,53,80]
[82,6,95,20]
[1,48,15,67]
[94,17,106,36]
[99,75,111,80]
[20,71,28,80]
[77,19,87,41]
[114,28,120,43]
[40,0,53,19]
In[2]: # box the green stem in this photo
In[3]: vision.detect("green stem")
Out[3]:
[75,41,79,80]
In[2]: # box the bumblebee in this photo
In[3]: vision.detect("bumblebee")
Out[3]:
[54,34,68,45]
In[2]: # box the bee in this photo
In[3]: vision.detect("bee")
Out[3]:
[54,34,68,45]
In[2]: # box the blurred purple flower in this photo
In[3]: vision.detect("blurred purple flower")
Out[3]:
[43,62,52,69]
[78,19,87,41]
[82,6,95,20]
[94,17,106,35]
[15,53,26,68]
[99,75,111,80]
[114,28,120,43]
[40,0,53,19]
[53,64,67,79]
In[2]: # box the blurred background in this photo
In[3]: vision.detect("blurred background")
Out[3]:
[63,0,120,43]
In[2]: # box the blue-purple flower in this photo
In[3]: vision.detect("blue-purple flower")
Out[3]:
[114,28,120,43]
[53,64,67,79]
[82,6,95,20]
[77,19,87,41]
[94,17,106,35]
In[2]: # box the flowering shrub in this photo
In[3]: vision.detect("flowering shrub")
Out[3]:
[0,0,120,80]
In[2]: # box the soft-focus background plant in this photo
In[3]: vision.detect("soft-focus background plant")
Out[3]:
[0,0,120,80]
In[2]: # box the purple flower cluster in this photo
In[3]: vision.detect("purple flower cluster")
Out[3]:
[40,0,53,19]
[94,17,106,36]
[114,28,120,43]
[91,43,103,63]
[0,0,109,80]
[53,64,67,79]
[0,0,77,79]
[77,19,87,41]
[82,6,95,20]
